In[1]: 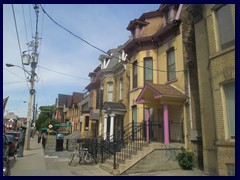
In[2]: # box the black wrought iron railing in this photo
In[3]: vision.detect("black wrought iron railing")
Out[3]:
[73,119,183,169]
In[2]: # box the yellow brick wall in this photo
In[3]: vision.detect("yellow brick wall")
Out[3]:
[217,144,235,176]
[194,4,235,175]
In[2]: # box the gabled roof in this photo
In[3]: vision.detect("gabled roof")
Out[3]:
[72,92,83,104]
[58,94,70,107]
[136,83,188,105]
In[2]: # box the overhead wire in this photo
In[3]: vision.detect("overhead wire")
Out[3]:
[22,5,29,45]
[38,65,90,80]
[11,4,30,90]
[40,4,186,73]
[4,68,28,80]
[29,4,33,37]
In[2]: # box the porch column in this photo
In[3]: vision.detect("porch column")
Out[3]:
[145,108,150,143]
[110,114,115,142]
[104,114,108,140]
[163,104,170,144]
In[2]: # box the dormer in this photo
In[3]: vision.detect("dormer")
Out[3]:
[127,19,149,39]
[98,54,111,69]
[159,4,179,27]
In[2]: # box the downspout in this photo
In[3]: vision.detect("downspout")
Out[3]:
[156,48,159,84]
[187,61,193,130]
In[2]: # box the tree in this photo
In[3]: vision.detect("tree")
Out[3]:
[35,105,54,130]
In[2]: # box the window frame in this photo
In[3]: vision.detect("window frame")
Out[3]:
[215,4,235,50]
[107,82,113,102]
[132,61,138,89]
[144,57,153,84]
[222,81,235,139]
[119,78,123,100]
[85,116,89,131]
[167,47,176,81]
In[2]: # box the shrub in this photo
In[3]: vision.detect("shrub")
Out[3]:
[176,147,194,170]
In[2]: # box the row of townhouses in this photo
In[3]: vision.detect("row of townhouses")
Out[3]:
[53,4,235,176]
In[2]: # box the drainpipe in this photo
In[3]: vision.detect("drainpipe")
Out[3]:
[187,60,194,130]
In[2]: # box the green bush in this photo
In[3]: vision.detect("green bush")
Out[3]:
[176,147,194,170]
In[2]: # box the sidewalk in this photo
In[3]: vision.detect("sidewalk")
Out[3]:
[10,137,112,176]
[10,137,208,176]
[10,137,48,176]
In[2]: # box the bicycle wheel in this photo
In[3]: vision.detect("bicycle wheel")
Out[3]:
[71,152,80,167]
[84,152,94,164]
[68,153,75,166]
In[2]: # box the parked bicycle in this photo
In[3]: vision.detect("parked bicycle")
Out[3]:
[68,143,97,166]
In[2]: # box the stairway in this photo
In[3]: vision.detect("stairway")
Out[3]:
[98,142,183,175]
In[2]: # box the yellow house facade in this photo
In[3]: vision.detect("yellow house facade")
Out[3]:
[124,4,202,166]
[99,46,130,141]
[80,66,101,138]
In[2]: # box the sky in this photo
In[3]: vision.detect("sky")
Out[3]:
[3,4,160,118]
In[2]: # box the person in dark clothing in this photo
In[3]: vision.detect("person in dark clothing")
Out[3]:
[41,131,47,149]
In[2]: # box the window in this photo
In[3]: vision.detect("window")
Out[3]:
[144,57,153,83]
[133,61,138,88]
[216,5,235,50]
[85,116,89,131]
[119,79,123,100]
[167,48,176,81]
[132,106,137,133]
[107,82,113,102]
[82,102,88,111]
[224,82,235,138]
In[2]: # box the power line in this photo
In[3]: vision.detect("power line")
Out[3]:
[38,65,90,80]
[3,81,26,84]
[22,5,29,44]
[11,4,30,90]
[4,68,27,80]
[40,4,186,73]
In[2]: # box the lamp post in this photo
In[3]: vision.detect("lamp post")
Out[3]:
[6,63,37,150]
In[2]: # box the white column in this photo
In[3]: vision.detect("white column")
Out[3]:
[104,114,108,140]
[110,114,115,141]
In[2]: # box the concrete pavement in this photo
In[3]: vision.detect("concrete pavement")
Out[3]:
[10,137,112,176]
[9,136,209,176]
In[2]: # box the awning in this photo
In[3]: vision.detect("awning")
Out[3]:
[102,102,126,112]
[136,83,188,105]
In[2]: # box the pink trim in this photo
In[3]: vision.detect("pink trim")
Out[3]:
[175,4,183,20]
[163,104,170,144]
[137,99,145,104]
[146,108,150,143]
[154,94,161,99]
[129,86,144,93]
[136,83,161,103]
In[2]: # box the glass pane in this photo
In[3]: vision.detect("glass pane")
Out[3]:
[225,82,235,137]
[144,58,153,83]
[217,5,235,49]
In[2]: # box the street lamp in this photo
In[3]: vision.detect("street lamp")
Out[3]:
[6,63,36,150]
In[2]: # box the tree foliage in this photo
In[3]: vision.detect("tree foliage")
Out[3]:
[35,105,55,130]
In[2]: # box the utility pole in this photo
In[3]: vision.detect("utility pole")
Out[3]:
[24,4,39,150]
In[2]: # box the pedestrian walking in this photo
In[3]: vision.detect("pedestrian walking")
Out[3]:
[41,130,47,149]
[37,130,41,143]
